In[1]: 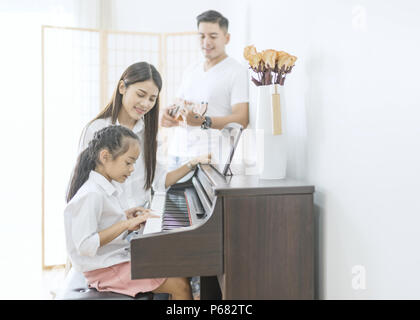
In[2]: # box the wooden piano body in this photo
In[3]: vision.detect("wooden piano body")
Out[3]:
[130,164,315,299]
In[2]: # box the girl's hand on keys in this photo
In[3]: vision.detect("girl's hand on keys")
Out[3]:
[125,206,153,219]
[126,212,159,231]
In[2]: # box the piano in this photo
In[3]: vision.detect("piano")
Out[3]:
[129,164,315,299]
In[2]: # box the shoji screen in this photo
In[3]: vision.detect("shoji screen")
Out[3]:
[162,32,201,107]
[158,32,201,163]
[42,26,100,268]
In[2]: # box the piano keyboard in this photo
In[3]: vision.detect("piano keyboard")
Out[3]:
[142,191,192,235]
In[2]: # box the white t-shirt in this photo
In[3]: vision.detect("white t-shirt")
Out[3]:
[168,56,249,158]
[64,170,130,272]
[79,117,168,210]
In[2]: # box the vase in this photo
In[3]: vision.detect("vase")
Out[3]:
[255,84,287,179]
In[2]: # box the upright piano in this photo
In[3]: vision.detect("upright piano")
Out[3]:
[130,164,315,299]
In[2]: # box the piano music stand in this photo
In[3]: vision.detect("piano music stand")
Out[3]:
[224,166,233,177]
[214,123,243,177]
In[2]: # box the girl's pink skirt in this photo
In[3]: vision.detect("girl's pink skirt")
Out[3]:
[83,261,166,297]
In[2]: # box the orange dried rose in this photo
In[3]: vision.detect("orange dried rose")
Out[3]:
[243,45,261,69]
[243,45,257,60]
[287,55,297,67]
[276,52,290,69]
[275,51,287,67]
[250,52,263,69]
[261,49,277,69]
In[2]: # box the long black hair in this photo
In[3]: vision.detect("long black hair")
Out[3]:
[67,125,139,202]
[87,61,162,190]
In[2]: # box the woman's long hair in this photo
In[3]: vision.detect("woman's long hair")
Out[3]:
[87,62,162,190]
[67,125,139,202]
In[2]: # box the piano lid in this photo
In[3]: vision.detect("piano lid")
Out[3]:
[199,164,315,197]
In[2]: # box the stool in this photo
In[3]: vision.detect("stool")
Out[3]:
[55,267,169,300]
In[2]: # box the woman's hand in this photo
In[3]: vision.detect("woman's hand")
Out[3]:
[189,153,212,168]
[160,106,180,128]
[126,212,159,231]
[164,154,211,188]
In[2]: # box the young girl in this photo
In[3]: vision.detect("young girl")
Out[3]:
[65,125,193,299]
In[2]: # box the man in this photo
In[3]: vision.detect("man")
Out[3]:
[161,10,249,173]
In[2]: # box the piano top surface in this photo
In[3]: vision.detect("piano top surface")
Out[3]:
[199,164,315,196]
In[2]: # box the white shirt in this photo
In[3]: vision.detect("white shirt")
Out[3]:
[79,117,168,210]
[64,170,130,272]
[168,56,249,158]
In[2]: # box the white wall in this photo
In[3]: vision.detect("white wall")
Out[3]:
[110,0,420,298]
[248,0,420,299]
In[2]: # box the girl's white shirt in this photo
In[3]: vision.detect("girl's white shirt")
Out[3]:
[79,117,168,210]
[64,170,130,272]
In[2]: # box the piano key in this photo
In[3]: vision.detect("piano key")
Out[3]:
[164,213,188,218]
[142,189,196,235]
[165,207,186,211]
[166,212,187,216]
[165,220,188,224]
[142,215,162,234]
[164,211,188,215]
[163,218,190,223]
[162,222,190,227]
[142,193,165,234]
[163,214,189,220]
[165,203,187,207]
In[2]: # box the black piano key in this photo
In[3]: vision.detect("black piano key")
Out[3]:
[162,222,190,227]
[163,227,181,231]
[163,218,190,223]
[163,214,189,219]
[163,225,189,228]
[165,207,187,210]
[164,211,187,215]
[165,204,187,209]
[167,196,185,200]
[163,218,188,222]
[164,212,186,216]
[163,217,190,223]
[160,191,195,232]
[165,202,187,206]
[163,213,189,218]
[165,207,187,212]
[164,214,189,219]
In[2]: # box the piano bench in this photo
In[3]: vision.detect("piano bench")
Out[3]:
[55,268,169,300]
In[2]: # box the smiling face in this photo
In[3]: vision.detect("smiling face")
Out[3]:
[119,79,159,122]
[99,137,140,183]
[198,22,230,62]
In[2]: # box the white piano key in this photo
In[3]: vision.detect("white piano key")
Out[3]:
[143,193,166,234]
[143,216,162,234]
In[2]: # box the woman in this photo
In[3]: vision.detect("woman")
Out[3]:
[74,62,209,299]
[79,61,209,210]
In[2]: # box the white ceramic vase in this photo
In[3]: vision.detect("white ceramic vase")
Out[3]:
[255,84,287,179]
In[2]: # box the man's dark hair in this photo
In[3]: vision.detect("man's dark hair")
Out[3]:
[196,10,229,32]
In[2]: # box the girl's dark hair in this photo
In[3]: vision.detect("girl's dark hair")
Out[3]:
[67,125,139,202]
[87,61,162,190]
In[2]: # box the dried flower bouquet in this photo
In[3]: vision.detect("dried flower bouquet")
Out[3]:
[244,45,297,86]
